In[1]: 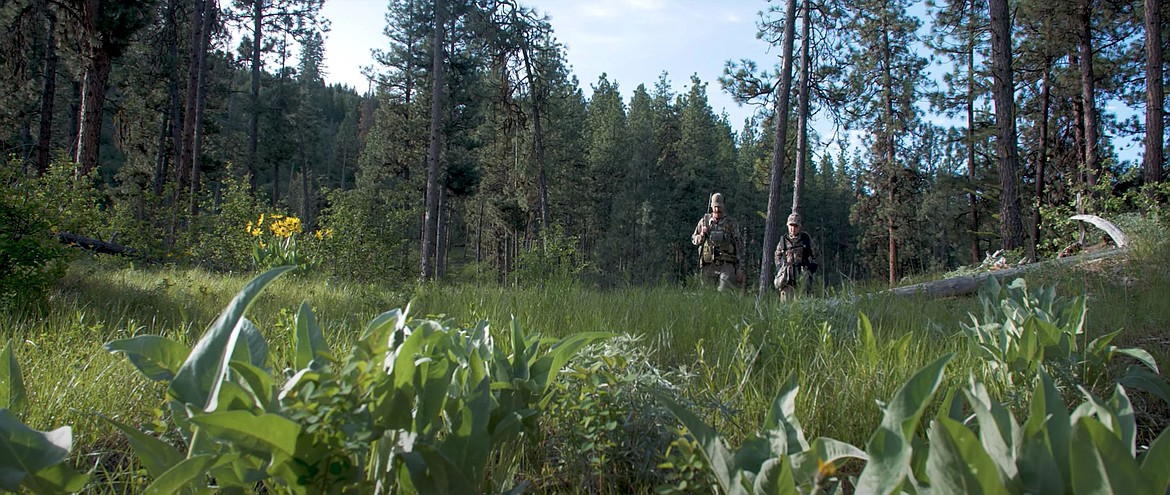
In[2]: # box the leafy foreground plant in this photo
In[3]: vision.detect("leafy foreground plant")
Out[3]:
[961,277,1169,402]
[661,352,1170,494]
[656,372,867,494]
[94,266,610,494]
[0,341,90,493]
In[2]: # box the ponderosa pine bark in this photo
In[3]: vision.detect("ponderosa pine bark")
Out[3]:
[989,0,1024,251]
[757,0,798,300]
[1145,0,1164,184]
[791,0,811,216]
[1077,0,1101,192]
[421,0,446,280]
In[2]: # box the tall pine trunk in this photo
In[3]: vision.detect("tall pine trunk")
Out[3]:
[1145,0,1164,184]
[1031,63,1051,260]
[989,0,1024,251]
[35,9,57,177]
[75,49,110,177]
[421,0,446,280]
[1078,0,1101,192]
[249,0,262,192]
[791,0,810,215]
[756,0,798,300]
[880,16,898,286]
[966,0,979,264]
[522,46,549,237]
[75,0,113,177]
[190,0,215,215]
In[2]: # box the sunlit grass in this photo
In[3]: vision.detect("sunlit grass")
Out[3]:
[5,218,1167,493]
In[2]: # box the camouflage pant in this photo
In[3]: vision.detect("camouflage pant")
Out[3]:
[700,262,739,291]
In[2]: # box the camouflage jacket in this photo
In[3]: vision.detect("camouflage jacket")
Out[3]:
[692,214,743,269]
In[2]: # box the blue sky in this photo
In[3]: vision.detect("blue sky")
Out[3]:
[317,0,779,130]
[315,0,1144,165]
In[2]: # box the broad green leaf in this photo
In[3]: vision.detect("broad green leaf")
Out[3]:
[401,444,479,495]
[0,341,25,413]
[294,301,329,370]
[753,456,797,495]
[734,437,773,475]
[883,354,953,438]
[509,320,531,383]
[1016,429,1063,495]
[925,417,1009,495]
[102,415,185,480]
[856,426,910,495]
[170,266,293,411]
[1070,417,1155,495]
[227,360,277,411]
[1120,366,1170,405]
[17,462,89,495]
[1140,427,1170,492]
[104,335,190,382]
[964,380,1019,483]
[188,410,300,458]
[656,391,740,495]
[1108,386,1138,457]
[361,308,405,349]
[791,437,867,484]
[857,354,953,494]
[1116,348,1159,373]
[0,409,72,492]
[231,318,268,369]
[438,378,493,483]
[1036,370,1072,488]
[763,372,809,456]
[414,353,455,437]
[143,453,239,495]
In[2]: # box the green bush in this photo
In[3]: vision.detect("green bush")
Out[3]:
[315,186,417,281]
[0,156,102,309]
[961,277,1167,403]
[538,335,683,493]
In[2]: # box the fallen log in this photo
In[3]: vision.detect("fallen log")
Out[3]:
[58,232,140,256]
[888,248,1125,298]
[888,214,1128,298]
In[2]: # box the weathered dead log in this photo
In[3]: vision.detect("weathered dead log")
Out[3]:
[888,215,1129,298]
[888,248,1125,298]
[58,232,139,256]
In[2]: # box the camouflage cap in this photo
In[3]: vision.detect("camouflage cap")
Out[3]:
[787,212,802,226]
[710,193,724,208]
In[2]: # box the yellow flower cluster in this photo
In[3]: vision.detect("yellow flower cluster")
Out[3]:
[246,214,266,237]
[269,214,302,239]
[314,228,333,240]
[245,213,303,239]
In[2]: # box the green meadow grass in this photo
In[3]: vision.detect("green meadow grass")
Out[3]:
[4,225,1167,492]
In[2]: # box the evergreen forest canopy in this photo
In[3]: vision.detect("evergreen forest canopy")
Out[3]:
[0,0,1166,292]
